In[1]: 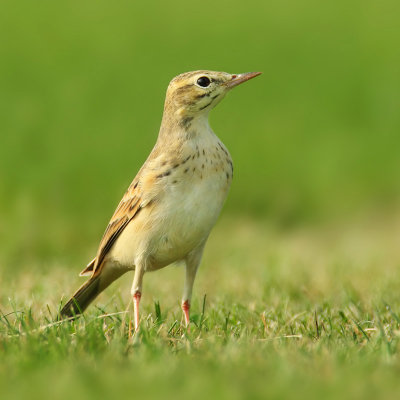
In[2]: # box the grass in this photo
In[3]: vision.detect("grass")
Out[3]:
[2,216,400,399]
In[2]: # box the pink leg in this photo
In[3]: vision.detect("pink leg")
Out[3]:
[182,300,190,330]
[133,291,141,331]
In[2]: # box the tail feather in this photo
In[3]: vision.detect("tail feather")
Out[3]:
[60,267,128,319]
[60,275,101,318]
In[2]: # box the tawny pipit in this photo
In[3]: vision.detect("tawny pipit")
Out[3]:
[60,70,261,329]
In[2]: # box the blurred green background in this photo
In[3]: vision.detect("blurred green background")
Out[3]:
[1,0,399,268]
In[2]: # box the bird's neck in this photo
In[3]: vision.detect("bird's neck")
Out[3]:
[158,108,212,143]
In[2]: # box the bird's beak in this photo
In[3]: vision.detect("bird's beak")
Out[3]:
[225,71,262,89]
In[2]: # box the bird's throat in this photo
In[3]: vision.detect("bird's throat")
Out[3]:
[159,111,212,143]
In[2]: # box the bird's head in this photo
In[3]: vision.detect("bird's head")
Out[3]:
[164,70,261,118]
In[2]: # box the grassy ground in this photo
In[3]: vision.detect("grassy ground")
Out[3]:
[2,216,400,399]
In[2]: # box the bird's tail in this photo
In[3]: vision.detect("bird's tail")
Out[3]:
[59,265,128,319]
[60,275,102,318]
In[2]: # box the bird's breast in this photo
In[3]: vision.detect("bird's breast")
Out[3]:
[148,136,233,267]
[108,132,233,271]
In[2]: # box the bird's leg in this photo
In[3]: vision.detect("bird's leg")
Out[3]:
[182,245,204,330]
[130,264,145,332]
[181,264,198,330]
[181,299,190,327]
[133,292,141,331]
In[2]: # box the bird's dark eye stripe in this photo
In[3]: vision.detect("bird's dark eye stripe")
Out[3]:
[196,76,211,87]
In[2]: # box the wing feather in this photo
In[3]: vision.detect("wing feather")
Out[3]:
[86,150,164,276]
[92,180,144,274]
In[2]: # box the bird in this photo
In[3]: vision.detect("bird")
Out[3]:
[60,70,261,331]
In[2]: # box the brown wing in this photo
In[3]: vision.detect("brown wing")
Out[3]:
[91,179,144,275]
[79,257,96,276]
[81,147,165,277]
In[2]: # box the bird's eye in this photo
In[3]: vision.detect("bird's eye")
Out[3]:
[196,76,211,88]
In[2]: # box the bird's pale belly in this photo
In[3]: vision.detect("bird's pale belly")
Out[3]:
[150,169,231,267]
[109,153,232,271]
